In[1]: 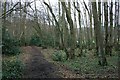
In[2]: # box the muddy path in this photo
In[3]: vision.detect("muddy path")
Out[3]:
[21,46,78,78]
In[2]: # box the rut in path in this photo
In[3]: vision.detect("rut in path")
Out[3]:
[22,46,63,78]
[23,46,79,78]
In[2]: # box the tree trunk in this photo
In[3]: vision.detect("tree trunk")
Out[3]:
[73,2,77,47]
[89,2,93,49]
[109,1,113,56]
[2,1,7,41]
[77,2,83,56]
[104,2,109,55]
[44,2,64,50]
[60,3,69,58]
[92,1,107,66]
[61,2,75,59]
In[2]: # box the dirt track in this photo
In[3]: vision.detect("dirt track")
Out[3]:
[21,46,78,78]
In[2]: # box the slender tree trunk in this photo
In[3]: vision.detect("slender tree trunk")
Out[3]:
[77,2,83,56]
[89,2,93,49]
[114,1,117,45]
[117,1,120,45]
[44,2,63,50]
[61,2,75,59]
[104,2,109,55]
[109,1,113,56]
[19,0,22,42]
[73,2,77,47]
[2,1,7,40]
[58,2,64,50]
[61,3,69,58]
[92,1,107,66]
[21,1,27,46]
[114,1,119,50]
[97,1,102,55]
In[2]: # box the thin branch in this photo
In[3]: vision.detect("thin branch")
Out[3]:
[43,2,59,27]
[83,0,90,15]
[23,10,35,18]
[73,2,81,13]
[0,2,19,18]
[0,1,34,18]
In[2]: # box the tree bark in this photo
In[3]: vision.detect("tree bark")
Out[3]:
[44,2,64,50]
[92,1,107,66]
[61,2,75,59]
[109,1,113,56]
[104,2,109,55]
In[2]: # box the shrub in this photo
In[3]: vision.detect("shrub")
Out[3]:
[2,59,24,78]
[30,34,58,48]
[2,29,20,55]
[75,48,81,57]
[30,34,42,46]
[52,50,67,62]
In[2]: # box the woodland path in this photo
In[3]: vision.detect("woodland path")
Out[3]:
[21,46,79,78]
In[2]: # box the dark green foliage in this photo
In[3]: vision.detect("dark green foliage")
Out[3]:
[114,43,120,51]
[2,59,24,78]
[30,34,42,46]
[18,37,30,46]
[42,36,55,47]
[52,50,67,62]
[63,55,118,76]
[67,36,72,47]
[2,29,20,55]
[30,34,58,48]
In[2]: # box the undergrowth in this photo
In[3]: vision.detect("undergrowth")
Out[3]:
[2,55,24,79]
[62,55,118,76]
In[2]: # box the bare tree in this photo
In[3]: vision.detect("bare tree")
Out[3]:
[92,1,107,66]
[104,2,109,55]
[109,1,113,55]
[61,1,76,59]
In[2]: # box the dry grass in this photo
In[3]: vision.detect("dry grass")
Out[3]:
[37,47,56,62]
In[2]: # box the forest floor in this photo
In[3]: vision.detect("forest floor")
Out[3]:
[20,46,119,78]
[21,46,80,78]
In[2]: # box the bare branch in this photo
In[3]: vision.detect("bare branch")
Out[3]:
[83,0,90,15]
[0,1,34,18]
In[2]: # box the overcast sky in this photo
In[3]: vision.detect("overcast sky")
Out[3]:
[1,0,119,27]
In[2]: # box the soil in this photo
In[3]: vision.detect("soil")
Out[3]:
[21,46,79,78]
[20,46,119,78]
